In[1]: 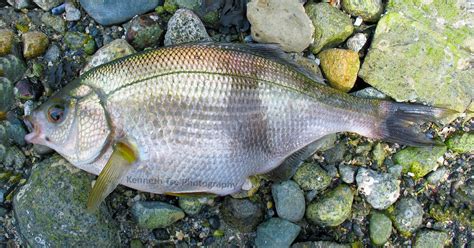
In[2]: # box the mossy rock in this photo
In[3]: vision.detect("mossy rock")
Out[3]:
[359,0,473,114]
[13,155,119,247]
[446,132,474,153]
[306,184,354,226]
[393,146,447,179]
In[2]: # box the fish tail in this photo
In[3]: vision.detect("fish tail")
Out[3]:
[370,101,457,146]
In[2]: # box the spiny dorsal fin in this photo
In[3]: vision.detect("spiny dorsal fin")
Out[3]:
[195,42,325,84]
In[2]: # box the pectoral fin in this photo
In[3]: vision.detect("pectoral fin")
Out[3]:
[87,140,138,212]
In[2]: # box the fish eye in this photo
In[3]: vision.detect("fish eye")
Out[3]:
[47,104,65,123]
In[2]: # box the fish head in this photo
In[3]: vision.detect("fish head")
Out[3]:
[24,82,112,165]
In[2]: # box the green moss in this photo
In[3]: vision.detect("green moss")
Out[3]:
[393,146,447,179]
[446,133,474,153]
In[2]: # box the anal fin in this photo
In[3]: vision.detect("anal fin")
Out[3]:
[87,140,138,212]
[264,135,335,182]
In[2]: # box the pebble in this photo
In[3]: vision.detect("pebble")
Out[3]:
[318,48,360,92]
[22,31,49,59]
[271,180,305,222]
[393,146,447,179]
[391,198,424,237]
[125,13,164,50]
[178,196,206,216]
[414,230,448,248]
[33,0,62,11]
[13,155,120,246]
[342,0,383,22]
[7,0,32,9]
[305,2,354,54]
[292,241,350,248]
[79,0,159,26]
[0,54,26,83]
[131,201,185,229]
[65,2,81,21]
[293,162,331,192]
[82,39,135,73]
[44,44,60,62]
[0,29,15,56]
[338,164,355,184]
[220,196,264,232]
[346,33,367,52]
[324,142,347,164]
[164,9,211,46]
[50,3,65,15]
[255,218,301,248]
[306,184,354,227]
[4,118,27,146]
[41,13,66,33]
[247,0,313,52]
[369,212,392,246]
[446,132,474,153]
[426,167,449,185]
[64,31,96,55]
[351,87,388,99]
[3,145,25,168]
[0,77,14,115]
[356,168,400,209]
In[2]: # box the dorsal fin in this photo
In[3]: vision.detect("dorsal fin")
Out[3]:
[195,42,325,84]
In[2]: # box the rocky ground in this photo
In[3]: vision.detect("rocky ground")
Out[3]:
[0,0,472,247]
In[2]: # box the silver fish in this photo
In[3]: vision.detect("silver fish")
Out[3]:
[24,43,452,210]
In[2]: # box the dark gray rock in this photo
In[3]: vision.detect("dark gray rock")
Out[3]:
[220,197,264,232]
[392,198,424,236]
[79,0,159,26]
[13,155,119,247]
[255,218,301,248]
[292,241,350,248]
[0,54,26,83]
[272,180,305,222]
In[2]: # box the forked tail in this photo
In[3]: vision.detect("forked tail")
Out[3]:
[371,102,457,146]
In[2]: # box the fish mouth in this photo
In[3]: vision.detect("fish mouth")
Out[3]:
[23,115,42,144]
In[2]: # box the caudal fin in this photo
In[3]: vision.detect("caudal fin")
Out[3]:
[374,102,457,147]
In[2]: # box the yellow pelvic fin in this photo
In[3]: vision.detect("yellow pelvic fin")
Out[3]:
[0,112,6,121]
[87,140,138,212]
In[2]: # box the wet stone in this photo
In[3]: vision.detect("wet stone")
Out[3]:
[164,9,211,46]
[319,48,360,92]
[22,31,49,59]
[255,218,301,248]
[247,0,314,52]
[391,198,424,237]
[220,196,264,233]
[414,230,448,248]
[293,162,331,192]
[13,155,120,247]
[82,39,135,73]
[131,201,185,229]
[356,168,400,209]
[369,212,392,246]
[125,12,164,50]
[306,184,354,227]
[305,2,354,54]
[79,0,159,26]
[0,29,15,56]
[271,180,305,222]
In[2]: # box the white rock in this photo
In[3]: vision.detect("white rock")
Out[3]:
[81,39,136,74]
[247,0,314,52]
[347,33,367,52]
